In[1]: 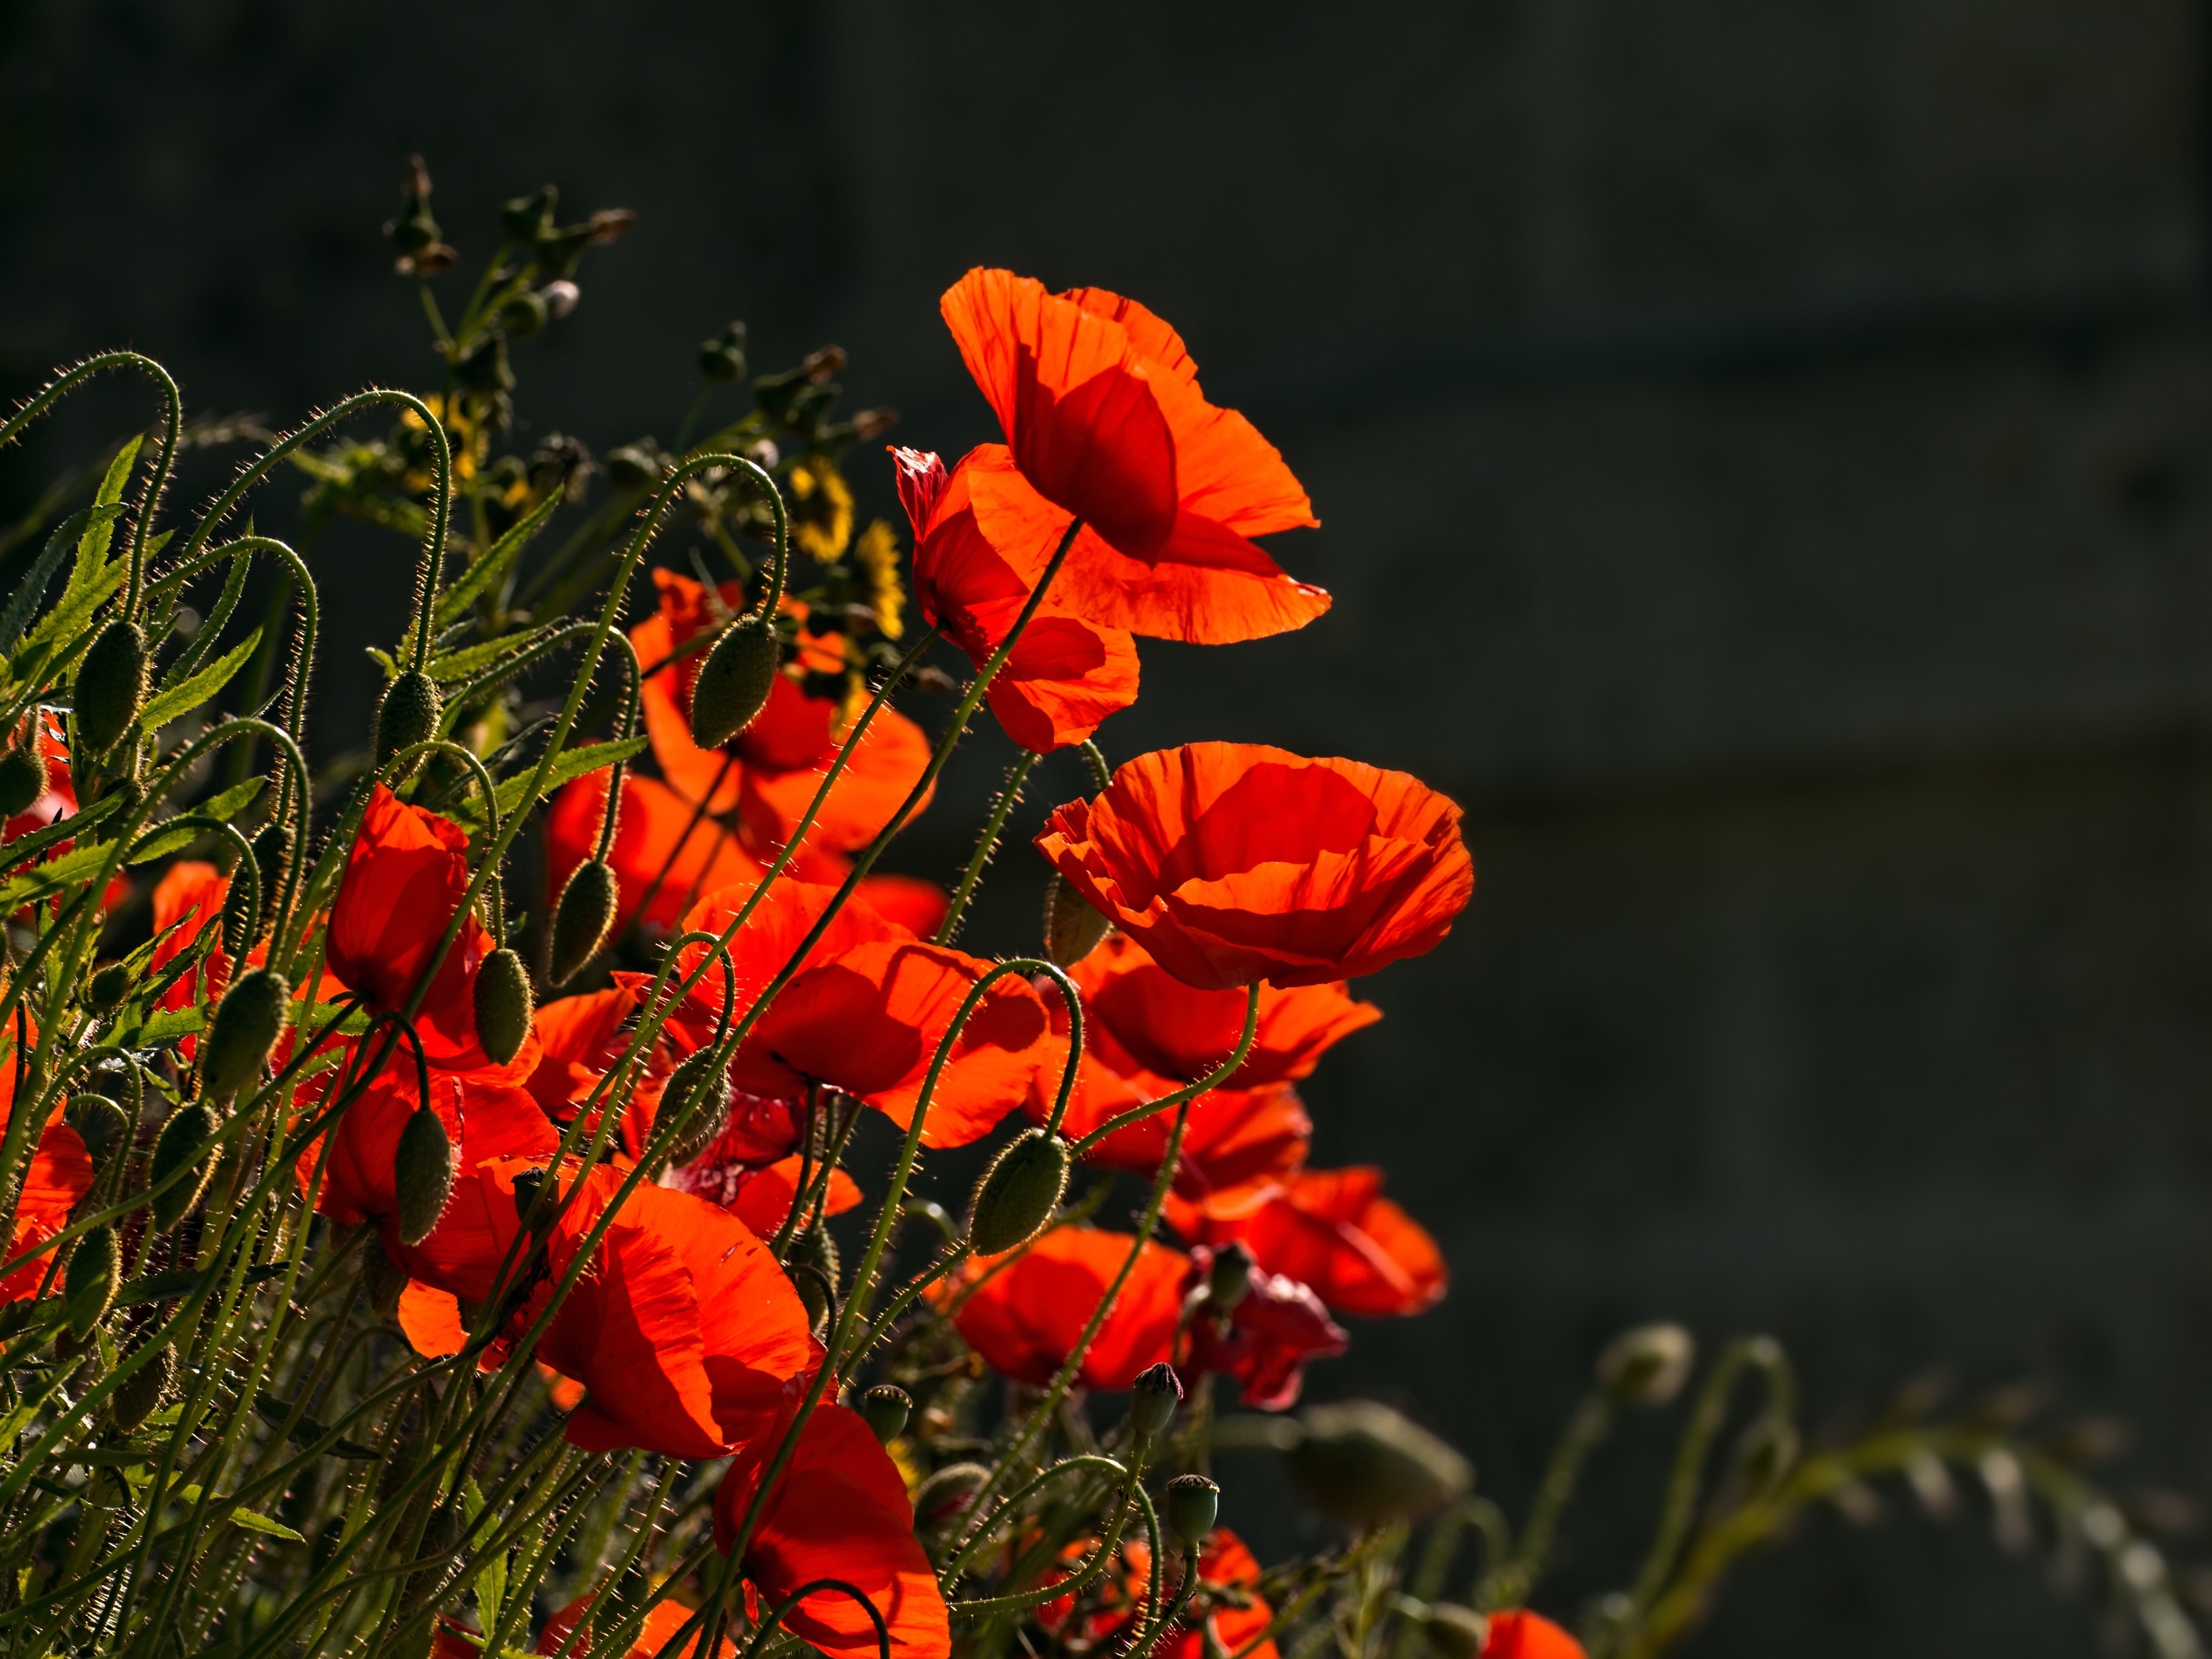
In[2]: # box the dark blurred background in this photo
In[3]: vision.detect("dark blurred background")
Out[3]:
[5,2,2210,1652]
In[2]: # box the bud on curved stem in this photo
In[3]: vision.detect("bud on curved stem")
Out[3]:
[964,1127,1070,1256]
[374,669,441,776]
[549,860,619,985]
[1164,1472,1219,1550]
[1043,871,1112,968]
[109,1339,174,1433]
[1130,1361,1184,1444]
[688,611,779,750]
[473,946,534,1067]
[149,1102,221,1233]
[76,618,147,756]
[394,1107,455,1248]
[0,742,43,819]
[202,967,290,1101]
[63,1224,120,1339]
[660,1045,735,1165]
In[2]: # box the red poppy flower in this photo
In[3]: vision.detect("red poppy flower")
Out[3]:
[1482,1611,1586,1659]
[1179,1245,1346,1411]
[1036,743,1475,990]
[149,861,239,1044]
[894,445,1139,753]
[851,873,950,938]
[326,785,537,1078]
[714,1399,950,1659]
[672,880,1049,1148]
[532,1595,737,1657]
[940,269,1328,645]
[937,1228,1185,1390]
[1170,1168,1446,1320]
[0,1044,91,1303]
[634,569,935,855]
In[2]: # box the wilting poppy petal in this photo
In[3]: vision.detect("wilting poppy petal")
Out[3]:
[1036,743,1474,990]
[937,1228,1186,1390]
[1180,1246,1346,1410]
[1173,1167,1446,1320]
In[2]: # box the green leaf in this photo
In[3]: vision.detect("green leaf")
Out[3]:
[170,1484,306,1543]
[436,492,560,630]
[56,435,141,615]
[123,780,266,864]
[463,1476,507,1628]
[0,795,119,878]
[476,736,645,825]
[110,1003,205,1051]
[0,508,107,654]
[425,631,542,687]
[137,625,261,732]
[0,840,110,912]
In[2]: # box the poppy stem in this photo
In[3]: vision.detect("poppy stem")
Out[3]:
[1067,984,1261,1157]
[932,748,1037,946]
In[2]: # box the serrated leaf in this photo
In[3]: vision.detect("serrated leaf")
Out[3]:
[137,625,261,733]
[437,492,560,630]
[110,1003,205,1051]
[56,436,140,615]
[0,508,109,655]
[0,840,109,912]
[187,775,267,829]
[0,795,118,878]
[476,736,646,825]
[425,631,542,687]
[366,645,401,680]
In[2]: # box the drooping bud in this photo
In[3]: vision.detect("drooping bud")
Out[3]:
[795,1226,840,1331]
[1043,871,1112,968]
[0,742,44,818]
[66,1093,130,1174]
[149,1102,221,1233]
[109,1339,175,1433]
[1165,1473,1220,1550]
[454,332,514,396]
[87,962,130,1010]
[861,1384,912,1445]
[393,1108,455,1248]
[965,1128,1069,1256]
[603,441,668,493]
[373,669,441,775]
[660,1045,735,1165]
[202,967,290,1100]
[1420,1604,1489,1659]
[914,1462,989,1526]
[473,947,534,1066]
[1130,1362,1184,1443]
[1207,1242,1256,1315]
[1279,1399,1472,1528]
[1596,1323,1695,1408]
[218,868,257,960]
[76,619,148,755]
[64,1224,121,1338]
[252,821,293,932]
[549,860,620,985]
[688,612,779,750]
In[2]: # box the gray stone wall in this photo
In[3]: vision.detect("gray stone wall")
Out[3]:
[6,2,2211,1650]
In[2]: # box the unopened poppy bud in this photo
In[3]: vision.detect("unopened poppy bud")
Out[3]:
[393,1107,455,1247]
[88,961,130,1011]
[473,947,534,1066]
[1207,1242,1256,1314]
[1130,1362,1183,1443]
[1280,1399,1472,1528]
[688,612,779,750]
[861,1384,912,1445]
[511,1168,553,1234]
[373,670,441,775]
[1734,1413,1799,1496]
[454,331,514,395]
[965,1128,1070,1256]
[150,1101,221,1233]
[76,618,147,754]
[252,821,293,931]
[1420,1604,1488,1659]
[218,869,257,960]
[360,1243,409,1318]
[914,1462,989,1525]
[550,860,620,985]
[661,1046,735,1165]
[64,1224,120,1338]
[501,184,557,243]
[0,742,43,817]
[202,967,290,1100]
[499,288,550,339]
[1165,1473,1219,1550]
[110,1339,174,1433]
[604,442,667,492]
[66,1093,130,1173]
[1596,1323,1694,1407]
[698,321,747,384]
[1043,872,1112,968]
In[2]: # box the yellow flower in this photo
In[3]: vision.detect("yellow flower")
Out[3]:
[786,455,853,563]
[853,518,906,640]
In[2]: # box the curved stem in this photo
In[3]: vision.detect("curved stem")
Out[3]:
[1069,985,1259,1155]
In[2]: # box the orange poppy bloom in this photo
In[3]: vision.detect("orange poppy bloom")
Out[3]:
[0,1034,91,1304]
[634,568,934,855]
[1036,742,1475,990]
[531,1595,737,1657]
[671,880,1050,1148]
[1482,1611,1587,1659]
[937,1227,1185,1390]
[894,445,1139,753]
[713,1399,951,1659]
[1179,1244,1346,1411]
[1169,1167,1446,1320]
[940,268,1329,645]
[326,786,537,1078]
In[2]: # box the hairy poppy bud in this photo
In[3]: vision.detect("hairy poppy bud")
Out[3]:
[501,184,557,244]
[393,1108,455,1247]
[473,947,534,1066]
[499,287,550,339]
[0,742,44,818]
[218,870,257,961]
[1043,872,1112,968]
[64,1224,120,1338]
[550,860,619,985]
[1207,1242,1256,1315]
[110,1339,174,1433]
[202,967,290,1100]
[251,821,293,931]
[1421,1604,1488,1659]
[965,1128,1069,1256]
[87,961,129,1011]
[861,1384,912,1445]
[1596,1323,1694,1408]
[1280,1399,1471,1528]
[688,612,778,750]
[77,619,148,755]
[361,1242,409,1318]
[661,1046,735,1165]
[373,669,441,774]
[795,1226,840,1331]
[150,1102,221,1233]
[915,1462,989,1526]
[1165,1473,1219,1550]
[66,1093,130,1174]
[1131,1361,1184,1443]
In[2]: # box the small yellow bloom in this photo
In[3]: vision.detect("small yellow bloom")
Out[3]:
[853,518,906,640]
[787,455,853,563]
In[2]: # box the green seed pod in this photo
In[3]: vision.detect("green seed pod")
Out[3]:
[87,961,130,1010]
[661,1046,735,1165]
[549,859,620,985]
[1130,1361,1184,1443]
[473,947,535,1067]
[0,742,45,818]
[393,1108,455,1248]
[66,1093,131,1174]
[252,821,294,932]
[373,670,441,775]
[1280,1399,1472,1529]
[914,1462,989,1526]
[688,612,779,750]
[861,1384,912,1445]
[499,287,550,339]
[1421,1605,1489,1659]
[1206,1240,1256,1314]
[76,619,148,755]
[965,1127,1070,1256]
[1043,871,1112,968]
[150,1102,221,1233]
[63,1224,120,1338]
[202,967,290,1100]
[1164,1473,1220,1550]
[1596,1322,1694,1408]
[109,1340,175,1433]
